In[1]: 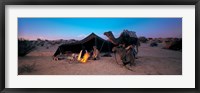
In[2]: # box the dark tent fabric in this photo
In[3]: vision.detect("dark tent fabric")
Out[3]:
[53,33,114,57]
[79,33,113,52]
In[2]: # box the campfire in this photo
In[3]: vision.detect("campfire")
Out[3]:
[77,51,90,63]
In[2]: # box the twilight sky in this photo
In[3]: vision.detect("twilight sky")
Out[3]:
[18,18,182,40]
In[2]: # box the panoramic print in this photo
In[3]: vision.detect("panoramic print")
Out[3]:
[18,18,182,75]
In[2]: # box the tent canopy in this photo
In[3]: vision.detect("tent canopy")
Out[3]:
[64,33,114,53]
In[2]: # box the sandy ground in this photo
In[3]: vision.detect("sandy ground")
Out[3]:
[18,43,182,75]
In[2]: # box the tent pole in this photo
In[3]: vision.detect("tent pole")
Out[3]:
[95,37,97,47]
[99,40,105,52]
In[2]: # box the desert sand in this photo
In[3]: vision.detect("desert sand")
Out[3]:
[18,43,182,75]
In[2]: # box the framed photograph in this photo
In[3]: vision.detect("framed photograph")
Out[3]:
[0,0,199,93]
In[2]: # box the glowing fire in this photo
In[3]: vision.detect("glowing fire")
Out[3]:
[77,51,90,63]
[80,52,90,63]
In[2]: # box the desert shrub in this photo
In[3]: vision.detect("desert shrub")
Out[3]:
[41,43,44,46]
[18,62,36,74]
[45,39,49,42]
[157,40,162,43]
[49,41,56,45]
[18,39,36,56]
[169,39,182,50]
[46,46,49,49]
[139,36,148,43]
[150,42,158,47]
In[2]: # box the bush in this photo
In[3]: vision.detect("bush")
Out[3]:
[18,62,36,74]
[139,36,148,43]
[18,39,36,56]
[150,42,158,47]
[169,39,182,50]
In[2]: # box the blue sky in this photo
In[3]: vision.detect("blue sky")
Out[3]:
[18,18,182,40]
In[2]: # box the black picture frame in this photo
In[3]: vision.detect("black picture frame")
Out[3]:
[0,0,199,93]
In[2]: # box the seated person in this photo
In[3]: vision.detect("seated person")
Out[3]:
[90,46,100,60]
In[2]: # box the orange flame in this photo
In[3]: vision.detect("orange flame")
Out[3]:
[80,52,90,63]
[77,50,90,63]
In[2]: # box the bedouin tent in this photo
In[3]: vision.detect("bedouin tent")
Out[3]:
[53,33,114,57]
